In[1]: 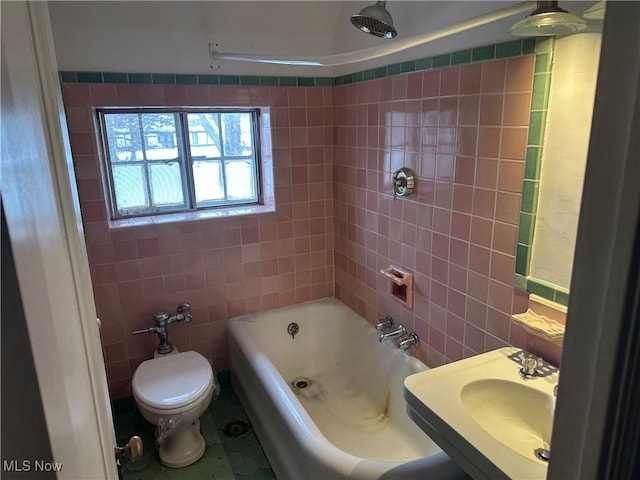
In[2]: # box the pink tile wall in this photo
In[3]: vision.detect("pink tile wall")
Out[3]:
[63,83,334,398]
[333,57,562,368]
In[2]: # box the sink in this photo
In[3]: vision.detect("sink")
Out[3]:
[404,348,558,480]
[461,379,553,457]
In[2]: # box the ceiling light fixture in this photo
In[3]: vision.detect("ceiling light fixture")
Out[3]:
[509,1,587,37]
[583,1,606,20]
[350,1,397,39]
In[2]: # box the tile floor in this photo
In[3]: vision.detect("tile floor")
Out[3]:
[115,377,276,480]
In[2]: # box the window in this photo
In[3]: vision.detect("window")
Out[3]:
[98,108,261,219]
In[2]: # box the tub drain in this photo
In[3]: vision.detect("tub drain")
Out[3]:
[291,376,312,389]
[534,448,550,462]
[222,419,250,438]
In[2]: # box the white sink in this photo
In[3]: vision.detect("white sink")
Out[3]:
[404,348,559,480]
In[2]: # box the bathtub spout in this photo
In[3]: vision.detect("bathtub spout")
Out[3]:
[379,324,406,342]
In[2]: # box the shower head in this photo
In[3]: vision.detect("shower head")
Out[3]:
[350,1,397,39]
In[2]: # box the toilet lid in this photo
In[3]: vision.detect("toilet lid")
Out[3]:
[132,351,213,410]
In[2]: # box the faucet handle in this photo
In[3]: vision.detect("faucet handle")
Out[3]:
[176,302,193,322]
[397,332,419,350]
[375,315,394,331]
[518,351,543,378]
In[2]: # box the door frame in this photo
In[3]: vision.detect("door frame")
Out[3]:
[548,1,640,478]
[1,2,116,478]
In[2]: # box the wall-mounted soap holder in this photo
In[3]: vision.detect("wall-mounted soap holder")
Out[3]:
[392,168,415,199]
[380,266,414,309]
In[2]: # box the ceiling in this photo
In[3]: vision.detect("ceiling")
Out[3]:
[48,1,603,77]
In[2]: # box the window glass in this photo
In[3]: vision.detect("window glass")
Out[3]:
[100,109,260,219]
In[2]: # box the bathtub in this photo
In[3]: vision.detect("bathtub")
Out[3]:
[228,297,468,479]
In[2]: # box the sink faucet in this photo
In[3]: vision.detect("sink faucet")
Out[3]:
[379,324,406,342]
[518,351,543,379]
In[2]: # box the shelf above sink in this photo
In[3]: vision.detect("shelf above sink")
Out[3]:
[404,347,559,480]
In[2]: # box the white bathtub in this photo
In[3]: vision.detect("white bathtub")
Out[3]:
[228,297,468,479]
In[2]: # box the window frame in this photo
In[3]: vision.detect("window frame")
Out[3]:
[97,107,263,221]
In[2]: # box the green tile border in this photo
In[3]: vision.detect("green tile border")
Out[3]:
[526,277,570,306]
[59,38,541,88]
[513,37,567,304]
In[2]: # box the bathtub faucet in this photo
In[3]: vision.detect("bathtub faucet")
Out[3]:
[379,324,406,342]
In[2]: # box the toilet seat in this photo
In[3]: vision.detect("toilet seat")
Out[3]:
[132,351,213,411]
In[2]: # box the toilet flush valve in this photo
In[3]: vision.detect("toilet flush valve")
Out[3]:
[132,302,194,355]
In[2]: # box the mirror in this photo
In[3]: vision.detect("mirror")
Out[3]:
[514,32,603,306]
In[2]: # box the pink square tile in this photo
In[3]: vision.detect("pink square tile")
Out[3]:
[115,261,139,282]
[467,271,489,302]
[70,132,98,156]
[440,67,460,96]
[137,238,159,258]
[437,127,455,154]
[438,97,458,126]
[500,128,527,160]
[498,160,525,193]
[472,188,496,219]
[457,95,480,126]
[454,156,475,185]
[407,73,423,99]
[470,216,493,247]
[450,238,469,267]
[63,84,92,107]
[91,84,118,106]
[468,244,491,276]
[481,59,507,93]
[503,92,532,126]
[432,232,450,260]
[392,76,408,100]
[465,296,487,328]
[490,251,516,285]
[186,86,209,106]
[451,212,471,240]
[287,88,306,106]
[421,98,439,126]
[139,85,165,106]
[113,241,137,262]
[422,71,440,98]
[460,63,482,94]
[464,323,486,353]
[506,55,535,93]
[92,264,116,286]
[457,127,478,156]
[495,191,521,225]
[116,85,141,106]
[492,222,518,255]
[475,157,498,189]
[487,307,511,341]
[488,279,513,314]
[452,185,473,214]
[480,94,504,126]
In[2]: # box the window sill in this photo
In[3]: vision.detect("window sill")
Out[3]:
[108,203,275,229]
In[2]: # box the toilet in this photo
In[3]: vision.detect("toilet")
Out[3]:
[132,350,215,468]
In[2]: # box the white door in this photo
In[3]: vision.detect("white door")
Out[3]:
[1,2,118,478]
